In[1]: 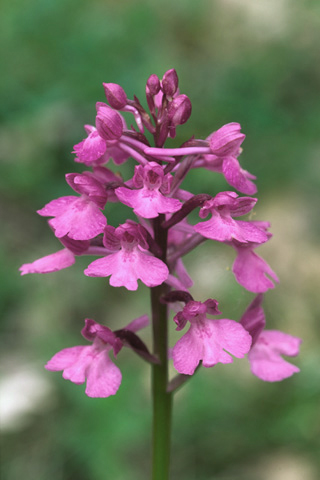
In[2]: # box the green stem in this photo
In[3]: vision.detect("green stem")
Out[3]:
[151,216,172,480]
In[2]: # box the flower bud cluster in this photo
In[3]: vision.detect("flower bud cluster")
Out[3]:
[21,69,301,397]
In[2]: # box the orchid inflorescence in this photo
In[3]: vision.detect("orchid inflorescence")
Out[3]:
[20,69,301,398]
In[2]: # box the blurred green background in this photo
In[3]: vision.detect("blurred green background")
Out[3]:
[1,0,320,479]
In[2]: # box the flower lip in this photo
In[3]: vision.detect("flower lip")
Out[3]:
[72,128,107,165]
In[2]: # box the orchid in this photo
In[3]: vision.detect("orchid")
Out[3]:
[37,172,108,240]
[20,69,301,480]
[46,315,149,397]
[84,221,169,290]
[73,125,129,166]
[171,297,252,375]
[115,162,181,218]
[240,295,301,381]
[194,191,268,244]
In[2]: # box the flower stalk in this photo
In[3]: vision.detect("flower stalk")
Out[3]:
[151,215,172,480]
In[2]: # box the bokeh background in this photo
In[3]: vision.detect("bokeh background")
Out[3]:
[1,0,320,479]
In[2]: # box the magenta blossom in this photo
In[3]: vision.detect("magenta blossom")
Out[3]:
[232,245,279,294]
[20,248,75,275]
[240,295,301,381]
[46,315,148,397]
[19,236,90,275]
[194,191,268,244]
[73,125,129,166]
[85,221,169,290]
[229,221,279,292]
[115,162,181,218]
[73,125,107,165]
[172,299,252,375]
[37,172,108,240]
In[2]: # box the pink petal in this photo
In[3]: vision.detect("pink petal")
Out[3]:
[76,138,106,164]
[61,347,95,384]
[73,130,107,164]
[85,249,168,290]
[84,253,119,278]
[85,252,138,290]
[259,330,301,357]
[115,186,181,218]
[201,319,252,366]
[194,212,266,243]
[45,346,86,371]
[49,197,107,240]
[45,346,92,384]
[134,250,169,287]
[233,248,279,293]
[194,212,240,242]
[85,350,122,398]
[19,249,75,275]
[248,330,301,382]
[236,221,268,243]
[45,343,122,396]
[172,328,203,375]
[173,319,252,375]
[209,123,245,156]
[222,156,257,195]
[37,196,79,217]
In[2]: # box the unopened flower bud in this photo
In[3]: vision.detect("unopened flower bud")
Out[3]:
[146,74,161,96]
[162,69,179,97]
[95,103,123,141]
[209,123,245,157]
[168,94,192,126]
[103,83,127,110]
